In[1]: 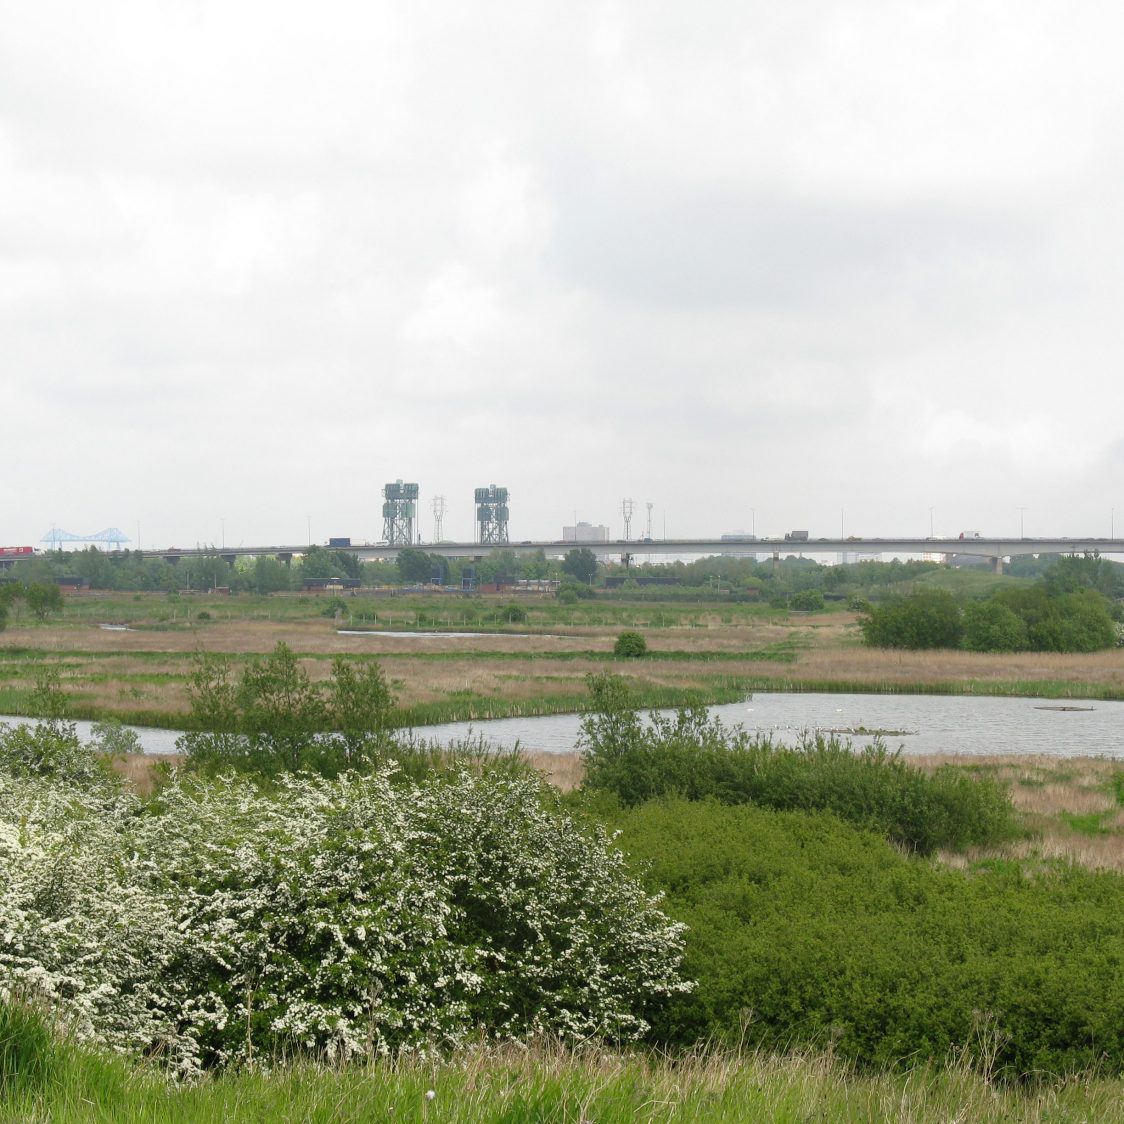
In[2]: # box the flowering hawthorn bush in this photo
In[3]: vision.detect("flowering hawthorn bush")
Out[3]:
[0,760,689,1075]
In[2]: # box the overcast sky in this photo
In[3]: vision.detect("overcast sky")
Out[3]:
[3,1,1124,550]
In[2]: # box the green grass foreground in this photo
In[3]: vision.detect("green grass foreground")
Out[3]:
[4,1031,1122,1123]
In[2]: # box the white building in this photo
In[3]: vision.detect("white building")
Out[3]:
[562,521,610,543]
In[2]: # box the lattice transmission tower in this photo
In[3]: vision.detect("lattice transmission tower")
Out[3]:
[432,495,447,542]
[621,498,635,540]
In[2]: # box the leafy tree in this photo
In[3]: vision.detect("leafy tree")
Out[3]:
[361,559,398,586]
[25,583,64,621]
[180,644,400,778]
[71,547,119,590]
[300,545,342,582]
[0,582,19,631]
[1032,589,1116,652]
[396,548,433,584]
[614,631,648,657]
[185,552,233,592]
[520,548,552,579]
[860,589,963,649]
[993,585,1116,653]
[562,548,599,586]
[236,643,328,768]
[962,600,1028,652]
[326,657,395,760]
[334,551,362,580]
[789,589,825,612]
[475,550,518,585]
[1042,552,1123,600]
[252,554,291,594]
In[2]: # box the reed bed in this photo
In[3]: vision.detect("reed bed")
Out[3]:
[903,754,1124,872]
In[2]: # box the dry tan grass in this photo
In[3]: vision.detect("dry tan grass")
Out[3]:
[522,750,585,793]
[793,640,1124,688]
[912,753,1124,872]
[110,753,181,795]
[1009,783,1117,816]
[9,609,1124,718]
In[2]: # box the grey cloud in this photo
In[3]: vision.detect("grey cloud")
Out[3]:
[546,173,1032,311]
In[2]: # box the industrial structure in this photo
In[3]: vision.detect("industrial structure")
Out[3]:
[474,485,510,544]
[381,481,419,545]
[431,495,447,542]
[621,498,635,539]
[41,527,130,549]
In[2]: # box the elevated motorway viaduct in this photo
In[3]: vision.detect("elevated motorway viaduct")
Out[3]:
[136,537,1124,573]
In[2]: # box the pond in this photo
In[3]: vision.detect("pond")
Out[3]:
[4,692,1123,759]
[418,693,1124,759]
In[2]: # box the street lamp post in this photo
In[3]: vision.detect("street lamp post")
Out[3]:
[1017,507,1027,539]
[929,507,934,538]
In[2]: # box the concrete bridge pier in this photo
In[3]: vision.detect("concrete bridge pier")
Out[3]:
[991,556,1004,574]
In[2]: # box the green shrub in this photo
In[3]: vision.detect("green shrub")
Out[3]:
[789,589,825,612]
[613,631,648,658]
[578,675,1017,854]
[179,645,397,779]
[558,581,596,601]
[320,596,348,618]
[0,670,119,792]
[860,589,963,649]
[611,799,1124,1076]
[962,600,1028,652]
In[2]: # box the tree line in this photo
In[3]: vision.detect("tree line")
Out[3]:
[859,555,1122,653]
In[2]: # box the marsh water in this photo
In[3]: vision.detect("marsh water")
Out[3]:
[3,692,1122,759]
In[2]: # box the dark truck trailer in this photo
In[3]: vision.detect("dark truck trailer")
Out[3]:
[784,530,809,542]
[328,537,352,548]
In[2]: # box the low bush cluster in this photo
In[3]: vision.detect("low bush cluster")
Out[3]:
[0,581,64,630]
[612,799,1124,1077]
[860,581,1118,653]
[578,675,1018,854]
[179,644,398,779]
[613,630,648,658]
[0,672,122,792]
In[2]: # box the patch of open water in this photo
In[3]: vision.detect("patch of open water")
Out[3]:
[5,692,1122,758]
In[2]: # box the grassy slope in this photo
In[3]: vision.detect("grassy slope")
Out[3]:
[5,1037,1123,1123]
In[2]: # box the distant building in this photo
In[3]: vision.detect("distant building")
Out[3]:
[562,522,609,543]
